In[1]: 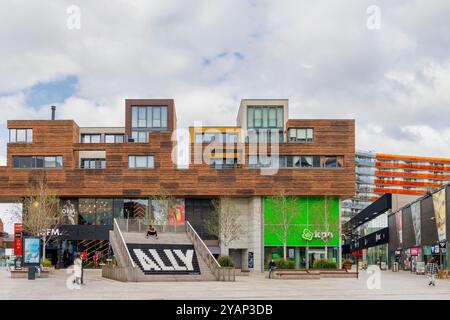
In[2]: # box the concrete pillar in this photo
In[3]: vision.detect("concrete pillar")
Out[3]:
[295,247,300,269]
[248,196,263,272]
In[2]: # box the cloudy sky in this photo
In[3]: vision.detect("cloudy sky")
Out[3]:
[0,1,450,230]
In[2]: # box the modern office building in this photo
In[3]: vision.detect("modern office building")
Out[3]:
[0,99,355,276]
[342,151,450,222]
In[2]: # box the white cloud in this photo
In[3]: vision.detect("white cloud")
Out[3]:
[0,0,449,158]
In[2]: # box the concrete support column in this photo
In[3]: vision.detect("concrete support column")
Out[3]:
[248,196,263,272]
[294,247,300,269]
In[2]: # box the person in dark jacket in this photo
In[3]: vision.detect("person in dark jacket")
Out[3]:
[268,260,276,279]
[426,257,439,286]
[145,225,158,239]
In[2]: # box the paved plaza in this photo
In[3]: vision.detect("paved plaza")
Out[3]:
[1,268,450,300]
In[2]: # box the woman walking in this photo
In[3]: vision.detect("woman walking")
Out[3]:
[426,257,439,286]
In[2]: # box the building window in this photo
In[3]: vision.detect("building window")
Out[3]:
[247,155,342,169]
[80,158,106,169]
[129,155,154,169]
[288,128,314,143]
[131,131,148,143]
[81,134,101,143]
[322,156,343,168]
[131,106,168,130]
[247,106,283,129]
[194,132,238,144]
[78,198,96,225]
[9,129,33,143]
[13,156,63,169]
[105,134,125,143]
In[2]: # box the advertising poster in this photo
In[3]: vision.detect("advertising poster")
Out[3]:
[61,198,78,225]
[395,210,403,246]
[410,202,421,246]
[168,199,186,225]
[432,189,446,242]
[23,237,41,266]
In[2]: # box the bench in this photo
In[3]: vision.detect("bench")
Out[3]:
[315,269,358,278]
[10,268,50,279]
[269,269,357,279]
[271,269,321,279]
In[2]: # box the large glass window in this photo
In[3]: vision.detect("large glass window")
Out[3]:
[96,199,113,225]
[247,155,340,169]
[247,106,284,129]
[131,106,168,130]
[129,155,154,169]
[13,156,63,169]
[78,198,96,225]
[9,129,33,143]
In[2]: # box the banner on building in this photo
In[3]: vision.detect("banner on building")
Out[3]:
[432,189,446,243]
[411,202,421,246]
[395,210,403,246]
[14,223,23,256]
[61,198,78,225]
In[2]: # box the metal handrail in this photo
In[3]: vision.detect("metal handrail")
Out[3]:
[113,218,136,268]
[185,221,221,278]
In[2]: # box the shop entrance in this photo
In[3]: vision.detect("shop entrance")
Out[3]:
[308,249,325,268]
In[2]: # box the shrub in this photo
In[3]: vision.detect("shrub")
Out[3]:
[217,256,235,268]
[274,259,295,269]
[40,258,52,267]
[313,259,338,269]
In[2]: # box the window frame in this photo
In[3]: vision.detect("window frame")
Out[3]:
[128,155,155,169]
[9,128,33,143]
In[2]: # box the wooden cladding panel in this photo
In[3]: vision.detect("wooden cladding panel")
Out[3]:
[0,119,355,198]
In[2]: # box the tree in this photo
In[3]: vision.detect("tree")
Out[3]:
[309,196,339,260]
[152,187,179,231]
[203,198,243,249]
[265,192,300,260]
[12,171,62,259]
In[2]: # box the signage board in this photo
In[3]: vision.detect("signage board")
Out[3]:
[22,237,41,266]
[14,223,23,256]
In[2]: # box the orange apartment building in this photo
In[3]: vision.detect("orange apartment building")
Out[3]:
[342,151,450,220]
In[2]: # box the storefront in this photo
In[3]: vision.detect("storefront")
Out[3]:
[388,185,449,270]
[264,196,340,269]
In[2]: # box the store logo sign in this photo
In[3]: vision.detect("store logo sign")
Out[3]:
[301,228,334,241]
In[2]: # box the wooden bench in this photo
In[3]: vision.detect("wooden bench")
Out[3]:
[438,269,449,279]
[271,269,321,279]
[316,269,358,278]
[10,268,50,279]
[270,269,357,279]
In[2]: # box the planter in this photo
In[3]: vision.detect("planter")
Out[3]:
[343,263,352,270]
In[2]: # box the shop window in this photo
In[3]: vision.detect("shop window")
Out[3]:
[78,198,96,225]
[96,199,113,225]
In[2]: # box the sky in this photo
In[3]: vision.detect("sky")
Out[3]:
[0,1,450,231]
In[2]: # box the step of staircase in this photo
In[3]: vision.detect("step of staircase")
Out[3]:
[119,231,216,281]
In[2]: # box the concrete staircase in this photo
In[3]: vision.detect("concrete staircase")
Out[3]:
[103,221,218,282]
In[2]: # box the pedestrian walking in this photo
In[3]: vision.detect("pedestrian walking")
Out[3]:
[73,254,82,285]
[93,251,99,269]
[426,257,439,286]
[81,250,88,284]
[268,259,276,279]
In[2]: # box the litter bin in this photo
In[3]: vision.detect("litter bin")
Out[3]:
[28,267,36,280]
